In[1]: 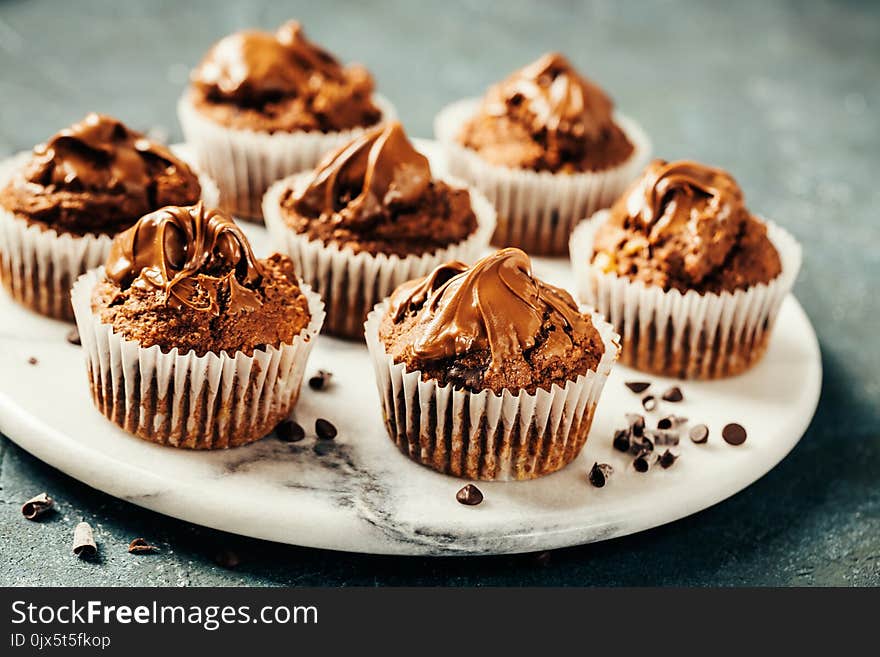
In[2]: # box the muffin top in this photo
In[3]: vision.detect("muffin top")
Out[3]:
[279,121,478,257]
[591,159,782,294]
[92,202,311,356]
[379,248,605,394]
[189,20,382,133]
[457,53,634,173]
[0,113,201,237]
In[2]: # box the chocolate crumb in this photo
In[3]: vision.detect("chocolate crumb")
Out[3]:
[625,381,651,394]
[128,538,159,554]
[657,415,687,430]
[642,395,657,412]
[657,449,679,469]
[276,419,305,443]
[315,418,337,441]
[722,423,747,446]
[633,453,651,473]
[626,413,646,437]
[21,493,54,520]
[27,357,38,366]
[215,549,240,568]
[662,386,684,402]
[456,484,484,506]
[689,424,709,444]
[308,369,333,391]
[612,428,631,452]
[588,462,613,488]
[72,522,97,559]
[66,328,81,346]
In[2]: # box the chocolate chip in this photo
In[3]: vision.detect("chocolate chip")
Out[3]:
[128,538,159,554]
[642,395,657,412]
[27,357,37,366]
[65,328,81,346]
[625,381,651,394]
[456,484,483,506]
[72,522,97,559]
[722,423,747,446]
[629,433,654,455]
[633,453,651,473]
[648,429,679,447]
[588,462,613,488]
[662,386,684,402]
[612,428,631,452]
[215,549,240,568]
[657,415,687,430]
[308,369,333,391]
[315,418,337,441]
[689,424,709,444]
[21,493,54,520]
[626,413,646,437]
[275,419,305,443]
[657,449,678,469]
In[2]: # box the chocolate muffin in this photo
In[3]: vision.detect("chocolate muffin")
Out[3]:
[263,121,495,339]
[435,53,650,256]
[178,20,395,220]
[365,248,619,480]
[571,159,801,379]
[0,113,213,320]
[71,202,324,448]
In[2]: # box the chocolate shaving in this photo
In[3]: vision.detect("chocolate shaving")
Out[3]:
[722,423,747,446]
[456,484,484,506]
[588,462,613,488]
[308,369,333,391]
[657,449,679,469]
[662,386,684,402]
[625,381,651,394]
[66,328,81,346]
[276,419,305,443]
[642,395,657,412]
[72,522,97,559]
[612,428,631,452]
[128,538,159,554]
[315,418,337,440]
[689,424,709,444]
[21,493,54,520]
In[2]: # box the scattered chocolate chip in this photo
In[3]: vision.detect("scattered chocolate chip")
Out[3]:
[612,428,631,452]
[66,328,81,346]
[456,484,483,506]
[215,549,240,568]
[629,434,654,455]
[642,395,657,412]
[626,413,646,437]
[662,386,684,402]
[315,418,337,441]
[633,453,651,473]
[648,429,680,447]
[308,369,333,391]
[722,423,747,446]
[275,419,305,443]
[588,462,613,488]
[625,381,651,394]
[657,449,679,469]
[72,522,97,559]
[21,493,54,520]
[27,357,38,366]
[128,538,159,554]
[689,424,709,444]
[657,415,688,430]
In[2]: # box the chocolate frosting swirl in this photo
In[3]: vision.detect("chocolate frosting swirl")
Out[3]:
[388,248,589,373]
[20,113,198,201]
[192,20,347,104]
[105,202,264,315]
[292,121,432,226]
[483,52,615,142]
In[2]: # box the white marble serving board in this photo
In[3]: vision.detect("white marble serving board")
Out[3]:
[0,141,821,556]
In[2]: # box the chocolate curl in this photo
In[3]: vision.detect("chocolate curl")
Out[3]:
[72,522,97,559]
[128,538,159,554]
[21,493,54,520]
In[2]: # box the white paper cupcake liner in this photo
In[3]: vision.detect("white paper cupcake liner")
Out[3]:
[70,268,325,449]
[433,98,652,256]
[0,152,218,321]
[569,211,802,379]
[364,300,620,481]
[178,92,397,221]
[262,171,496,340]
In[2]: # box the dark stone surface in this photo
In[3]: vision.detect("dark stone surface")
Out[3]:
[1,0,878,586]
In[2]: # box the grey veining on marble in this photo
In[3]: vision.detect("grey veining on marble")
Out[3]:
[1,0,879,586]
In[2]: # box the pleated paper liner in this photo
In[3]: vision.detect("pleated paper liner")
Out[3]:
[0,151,219,322]
[262,172,496,340]
[178,93,397,222]
[433,98,652,256]
[364,301,620,481]
[70,268,325,449]
[569,211,802,379]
